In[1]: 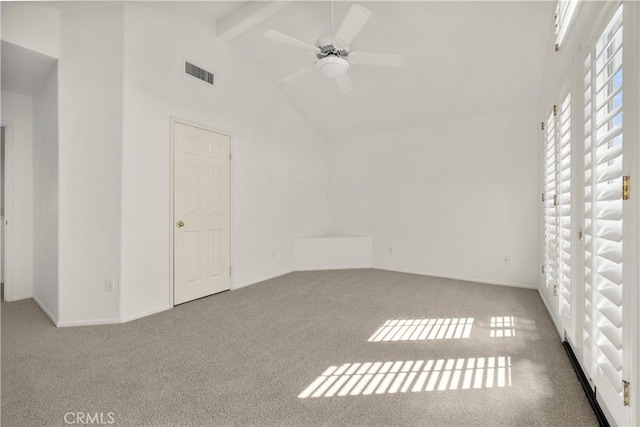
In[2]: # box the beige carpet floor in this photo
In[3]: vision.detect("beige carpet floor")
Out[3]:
[2,269,597,426]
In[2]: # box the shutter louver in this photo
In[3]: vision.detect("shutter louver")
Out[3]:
[558,94,571,317]
[584,3,625,408]
[583,52,594,373]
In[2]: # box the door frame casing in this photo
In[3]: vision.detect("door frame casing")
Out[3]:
[1,121,14,302]
[169,116,233,307]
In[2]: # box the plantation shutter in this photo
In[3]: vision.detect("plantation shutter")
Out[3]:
[557,94,572,317]
[544,109,558,292]
[583,50,594,375]
[583,4,626,423]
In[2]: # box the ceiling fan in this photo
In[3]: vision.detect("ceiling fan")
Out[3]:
[263,3,405,94]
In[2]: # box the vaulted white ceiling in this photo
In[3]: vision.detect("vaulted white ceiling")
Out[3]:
[229,1,554,142]
[31,1,554,143]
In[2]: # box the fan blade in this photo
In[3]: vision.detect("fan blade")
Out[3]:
[349,52,405,68]
[333,4,372,50]
[263,29,320,53]
[280,63,316,83]
[335,73,354,94]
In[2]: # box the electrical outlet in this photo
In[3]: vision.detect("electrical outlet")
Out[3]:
[105,279,114,292]
[503,256,511,265]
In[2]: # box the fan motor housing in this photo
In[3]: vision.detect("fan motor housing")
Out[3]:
[316,34,349,59]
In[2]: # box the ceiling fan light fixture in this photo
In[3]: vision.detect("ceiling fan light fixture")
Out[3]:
[316,56,350,79]
[263,4,404,92]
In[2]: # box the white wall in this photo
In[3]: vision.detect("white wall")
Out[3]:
[294,236,372,271]
[1,91,34,300]
[57,4,123,325]
[32,66,59,321]
[119,3,327,320]
[328,107,539,288]
[1,2,60,58]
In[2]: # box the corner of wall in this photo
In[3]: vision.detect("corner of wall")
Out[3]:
[57,3,124,325]
[32,64,59,322]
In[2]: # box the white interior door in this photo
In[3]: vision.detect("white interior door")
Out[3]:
[173,121,231,305]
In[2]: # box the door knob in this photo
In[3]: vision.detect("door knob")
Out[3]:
[176,221,185,228]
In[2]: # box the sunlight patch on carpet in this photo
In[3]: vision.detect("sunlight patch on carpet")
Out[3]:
[367,318,474,342]
[298,356,512,398]
[490,316,516,337]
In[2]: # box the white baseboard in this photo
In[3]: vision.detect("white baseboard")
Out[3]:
[51,267,536,327]
[32,295,59,326]
[233,269,294,290]
[375,267,537,290]
[236,266,535,292]
[7,292,33,302]
[294,265,373,271]
[120,305,172,323]
[56,270,298,327]
[57,317,122,327]
[57,305,173,327]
